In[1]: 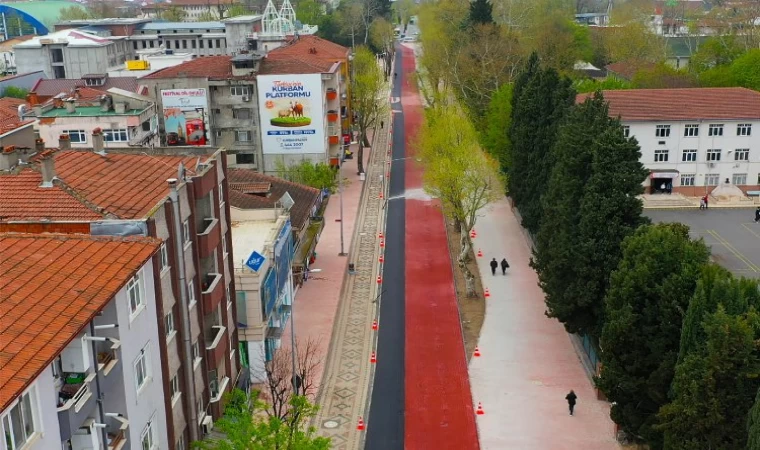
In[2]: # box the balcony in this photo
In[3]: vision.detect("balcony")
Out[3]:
[326,88,337,101]
[96,340,122,393]
[327,110,339,122]
[128,128,156,146]
[197,217,221,259]
[201,273,224,315]
[106,415,129,450]
[205,325,228,365]
[209,375,230,403]
[57,372,97,441]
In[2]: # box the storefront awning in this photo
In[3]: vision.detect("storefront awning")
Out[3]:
[650,171,679,179]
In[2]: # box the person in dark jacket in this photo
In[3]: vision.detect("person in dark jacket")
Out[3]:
[755,207,760,223]
[500,258,509,275]
[566,390,577,416]
[490,258,498,275]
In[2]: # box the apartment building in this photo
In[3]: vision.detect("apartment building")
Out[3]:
[0,144,240,450]
[30,87,159,148]
[141,0,237,22]
[13,29,134,79]
[578,87,760,196]
[0,97,35,149]
[141,54,261,170]
[129,22,229,56]
[0,233,168,450]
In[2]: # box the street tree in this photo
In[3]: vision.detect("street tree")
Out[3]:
[351,46,387,175]
[631,63,699,89]
[162,6,187,22]
[596,223,711,449]
[392,0,416,29]
[193,389,330,450]
[508,53,575,235]
[531,14,593,72]
[276,160,338,192]
[699,49,760,92]
[369,17,395,79]
[480,83,512,173]
[196,11,218,21]
[417,104,506,296]
[605,22,666,65]
[295,0,324,25]
[748,388,760,449]
[224,4,250,18]
[338,2,365,48]
[468,0,494,26]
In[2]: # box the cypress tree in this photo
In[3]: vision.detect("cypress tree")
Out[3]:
[596,223,710,449]
[468,0,493,26]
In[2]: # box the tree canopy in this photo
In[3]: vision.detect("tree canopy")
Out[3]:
[468,0,494,26]
[480,83,513,173]
[351,46,386,174]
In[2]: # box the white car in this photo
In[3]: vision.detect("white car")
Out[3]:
[402,36,417,43]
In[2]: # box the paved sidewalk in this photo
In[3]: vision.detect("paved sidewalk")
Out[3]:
[469,199,620,450]
[310,114,392,449]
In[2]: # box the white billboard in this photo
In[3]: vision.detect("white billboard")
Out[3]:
[257,74,325,155]
[160,88,209,146]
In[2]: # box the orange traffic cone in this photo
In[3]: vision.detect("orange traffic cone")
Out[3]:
[370,351,377,363]
[473,347,481,357]
[477,249,483,258]
[470,229,477,238]
[379,255,384,263]
[476,402,485,415]
[379,232,384,239]
[377,275,382,284]
[372,319,378,331]
[484,288,491,298]
[357,416,365,430]
[380,240,385,248]
[379,192,384,199]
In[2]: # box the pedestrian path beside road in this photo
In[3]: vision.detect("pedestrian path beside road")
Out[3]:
[469,199,620,450]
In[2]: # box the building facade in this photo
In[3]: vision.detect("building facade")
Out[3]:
[0,233,168,450]
[580,87,760,196]
[0,145,241,450]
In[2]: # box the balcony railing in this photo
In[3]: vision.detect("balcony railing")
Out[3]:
[96,338,121,376]
[106,415,129,450]
[197,217,220,259]
[128,128,156,146]
[209,376,230,403]
[57,371,97,441]
[201,273,223,315]
[205,325,226,351]
[206,326,229,365]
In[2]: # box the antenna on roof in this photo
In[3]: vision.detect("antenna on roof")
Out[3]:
[177,162,186,181]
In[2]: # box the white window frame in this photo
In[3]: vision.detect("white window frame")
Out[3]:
[219,182,224,206]
[128,272,145,319]
[622,126,630,138]
[680,174,695,186]
[104,128,129,142]
[159,243,169,273]
[235,130,251,142]
[222,238,227,257]
[182,220,190,244]
[737,123,752,136]
[230,86,249,96]
[134,346,150,394]
[192,341,202,368]
[188,279,196,308]
[681,149,697,162]
[705,173,720,186]
[63,129,86,143]
[735,149,750,161]
[654,149,669,162]
[1,386,40,450]
[706,149,722,161]
[165,310,176,340]
[170,374,181,404]
[177,435,186,450]
[733,173,748,185]
[141,415,156,450]
[232,108,251,120]
[708,124,724,137]
[684,124,699,137]
[655,124,671,137]
[226,285,231,310]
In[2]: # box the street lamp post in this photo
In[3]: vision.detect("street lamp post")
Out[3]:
[339,144,347,256]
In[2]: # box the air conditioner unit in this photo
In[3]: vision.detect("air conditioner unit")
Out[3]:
[242,95,250,102]
[202,416,214,434]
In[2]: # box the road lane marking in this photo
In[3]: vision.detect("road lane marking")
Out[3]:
[707,229,760,273]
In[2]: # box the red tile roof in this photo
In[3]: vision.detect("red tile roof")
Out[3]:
[31,77,139,97]
[274,35,350,61]
[605,61,655,81]
[141,56,234,80]
[0,169,103,221]
[260,55,336,75]
[0,98,35,136]
[227,169,320,230]
[577,87,760,121]
[50,151,199,219]
[0,233,160,411]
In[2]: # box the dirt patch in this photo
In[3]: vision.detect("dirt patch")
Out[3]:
[444,221,486,363]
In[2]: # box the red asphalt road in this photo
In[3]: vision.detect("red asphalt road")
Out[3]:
[402,45,481,450]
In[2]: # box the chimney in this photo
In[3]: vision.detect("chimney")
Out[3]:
[114,102,127,114]
[58,134,71,150]
[0,146,19,170]
[26,92,39,106]
[64,99,76,113]
[39,151,56,187]
[35,138,45,153]
[92,128,106,155]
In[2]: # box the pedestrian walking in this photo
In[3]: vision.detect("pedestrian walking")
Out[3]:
[490,258,498,276]
[755,207,760,223]
[500,258,509,275]
[381,120,384,129]
[566,390,577,416]
[699,198,706,210]
[703,194,709,209]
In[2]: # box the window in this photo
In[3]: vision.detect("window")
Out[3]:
[233,108,251,120]
[170,374,180,401]
[622,126,630,137]
[159,243,169,271]
[175,40,180,49]
[236,131,252,142]
[226,285,231,310]
[191,40,197,49]
[235,153,255,164]
[188,280,196,306]
[177,435,187,450]
[215,130,222,138]
[199,40,204,48]
[63,129,86,143]
[2,388,38,450]
[708,124,724,136]
[706,149,722,161]
[219,182,224,206]
[733,173,748,185]
[182,220,190,244]
[192,342,201,365]
[216,39,221,48]
[128,273,144,316]
[737,123,752,136]
[655,125,671,137]
[706,173,720,185]
[684,124,699,137]
[735,149,749,161]
[141,417,156,450]
[681,149,697,162]
[654,149,669,162]
[182,40,187,49]
[680,174,695,186]
[51,355,63,380]
[230,86,249,96]
[134,346,150,392]
[104,129,128,142]
[165,311,175,338]
[208,39,213,48]
[222,237,227,256]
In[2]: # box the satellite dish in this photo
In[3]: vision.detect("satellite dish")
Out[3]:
[279,191,294,211]
[17,104,27,121]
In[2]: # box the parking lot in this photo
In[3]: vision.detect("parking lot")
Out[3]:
[646,209,760,278]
